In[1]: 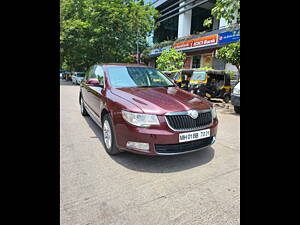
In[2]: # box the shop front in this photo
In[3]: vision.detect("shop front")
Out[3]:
[182,49,216,69]
[172,34,218,69]
[146,28,240,70]
[175,29,240,70]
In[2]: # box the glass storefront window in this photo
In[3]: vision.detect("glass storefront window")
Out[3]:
[192,55,201,68]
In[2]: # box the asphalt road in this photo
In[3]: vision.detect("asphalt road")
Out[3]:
[60,80,240,225]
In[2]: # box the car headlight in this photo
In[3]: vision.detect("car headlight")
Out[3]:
[233,88,240,95]
[211,107,217,119]
[121,110,160,128]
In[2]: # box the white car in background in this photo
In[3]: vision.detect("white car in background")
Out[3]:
[231,81,240,113]
[72,72,85,85]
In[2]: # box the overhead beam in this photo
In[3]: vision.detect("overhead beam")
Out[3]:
[157,0,210,23]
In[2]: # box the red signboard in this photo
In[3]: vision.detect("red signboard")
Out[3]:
[173,34,218,51]
[173,40,193,50]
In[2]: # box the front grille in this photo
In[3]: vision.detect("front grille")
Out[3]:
[165,111,212,131]
[155,137,213,154]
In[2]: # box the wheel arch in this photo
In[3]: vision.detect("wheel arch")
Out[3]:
[101,108,110,123]
[79,91,82,105]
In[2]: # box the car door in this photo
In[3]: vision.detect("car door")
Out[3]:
[81,66,95,109]
[88,65,106,121]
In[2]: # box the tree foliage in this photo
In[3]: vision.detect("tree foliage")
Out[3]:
[204,0,240,28]
[60,0,159,71]
[156,48,186,71]
[216,40,240,74]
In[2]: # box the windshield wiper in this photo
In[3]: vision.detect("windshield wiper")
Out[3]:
[123,85,176,88]
[135,85,152,88]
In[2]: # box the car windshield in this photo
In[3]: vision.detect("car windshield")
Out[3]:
[76,73,85,77]
[107,66,175,88]
[191,71,206,81]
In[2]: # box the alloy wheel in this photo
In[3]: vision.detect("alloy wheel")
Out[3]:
[103,120,112,149]
[80,98,84,114]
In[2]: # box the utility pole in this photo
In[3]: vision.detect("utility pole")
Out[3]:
[136,29,140,64]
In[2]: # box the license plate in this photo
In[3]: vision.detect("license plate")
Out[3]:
[179,129,210,143]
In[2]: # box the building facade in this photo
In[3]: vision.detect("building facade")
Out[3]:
[145,0,240,73]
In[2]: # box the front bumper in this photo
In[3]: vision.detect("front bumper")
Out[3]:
[113,114,218,155]
[231,94,240,106]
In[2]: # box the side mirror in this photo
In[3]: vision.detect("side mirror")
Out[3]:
[87,78,104,87]
[86,78,100,86]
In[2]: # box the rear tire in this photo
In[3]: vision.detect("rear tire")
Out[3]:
[102,114,121,155]
[80,96,88,116]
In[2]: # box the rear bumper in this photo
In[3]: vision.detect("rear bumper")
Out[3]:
[113,114,218,155]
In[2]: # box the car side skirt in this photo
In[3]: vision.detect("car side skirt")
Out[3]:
[82,99,102,128]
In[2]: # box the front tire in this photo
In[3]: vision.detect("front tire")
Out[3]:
[234,106,240,113]
[102,114,121,155]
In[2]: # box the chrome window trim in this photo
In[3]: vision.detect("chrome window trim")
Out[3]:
[164,109,213,132]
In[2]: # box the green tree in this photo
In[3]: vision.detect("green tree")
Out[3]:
[156,48,186,71]
[216,40,240,77]
[60,0,159,71]
[204,0,240,28]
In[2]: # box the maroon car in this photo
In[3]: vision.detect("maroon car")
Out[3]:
[79,63,218,155]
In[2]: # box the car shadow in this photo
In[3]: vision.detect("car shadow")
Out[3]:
[84,115,215,173]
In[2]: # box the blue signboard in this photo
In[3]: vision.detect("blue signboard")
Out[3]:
[149,45,171,56]
[218,30,240,44]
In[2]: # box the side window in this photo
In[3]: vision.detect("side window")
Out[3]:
[89,66,97,79]
[95,66,104,85]
[85,66,94,80]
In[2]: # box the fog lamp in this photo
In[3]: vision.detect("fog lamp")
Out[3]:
[126,141,149,151]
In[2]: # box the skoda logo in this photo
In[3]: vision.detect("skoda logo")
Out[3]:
[188,110,198,119]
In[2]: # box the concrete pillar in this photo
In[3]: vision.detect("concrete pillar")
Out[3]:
[212,17,219,30]
[177,1,192,38]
